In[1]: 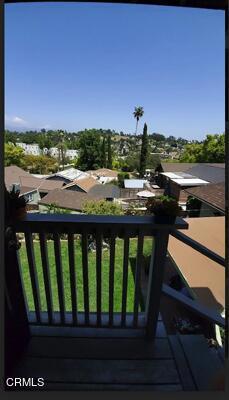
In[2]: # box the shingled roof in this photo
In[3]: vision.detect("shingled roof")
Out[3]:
[87,168,118,178]
[88,184,120,199]
[5,165,64,193]
[185,164,225,184]
[185,182,225,212]
[39,189,102,211]
[62,177,98,192]
[160,163,198,173]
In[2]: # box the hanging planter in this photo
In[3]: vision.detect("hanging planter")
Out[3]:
[146,195,181,223]
[8,185,28,222]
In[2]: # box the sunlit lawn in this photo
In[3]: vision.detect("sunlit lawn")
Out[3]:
[19,238,153,313]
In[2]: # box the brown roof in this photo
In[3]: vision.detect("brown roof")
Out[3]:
[5,165,31,189]
[161,163,198,173]
[168,217,225,313]
[87,168,118,178]
[39,189,98,211]
[20,176,64,192]
[62,177,98,192]
[19,186,38,195]
[5,166,64,193]
[185,182,225,212]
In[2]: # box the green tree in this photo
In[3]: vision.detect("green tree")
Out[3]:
[57,130,67,170]
[22,154,58,174]
[201,134,225,162]
[77,130,102,170]
[107,134,112,169]
[139,123,148,177]
[82,199,123,215]
[180,133,225,163]
[133,106,144,136]
[101,136,107,168]
[117,172,130,188]
[4,143,25,166]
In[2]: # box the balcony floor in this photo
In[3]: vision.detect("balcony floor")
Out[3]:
[9,317,224,391]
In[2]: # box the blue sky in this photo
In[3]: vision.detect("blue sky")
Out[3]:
[5,2,225,139]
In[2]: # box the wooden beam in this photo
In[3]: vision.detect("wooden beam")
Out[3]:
[162,284,225,327]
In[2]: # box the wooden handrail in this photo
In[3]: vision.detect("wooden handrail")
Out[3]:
[171,230,225,267]
[14,214,188,236]
[162,284,225,328]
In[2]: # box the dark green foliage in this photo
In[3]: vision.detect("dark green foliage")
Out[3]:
[82,199,123,215]
[8,185,27,210]
[146,195,181,217]
[101,136,107,168]
[77,130,102,171]
[107,134,112,169]
[186,196,202,217]
[139,123,148,178]
[150,133,165,142]
[117,172,130,188]
[180,133,225,163]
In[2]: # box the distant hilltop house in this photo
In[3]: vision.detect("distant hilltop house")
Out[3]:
[16,142,79,160]
[45,147,79,160]
[87,168,118,184]
[17,142,41,156]
[46,168,90,184]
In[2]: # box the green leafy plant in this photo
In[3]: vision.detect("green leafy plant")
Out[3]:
[186,196,202,217]
[146,195,181,217]
[82,199,123,216]
[8,185,28,210]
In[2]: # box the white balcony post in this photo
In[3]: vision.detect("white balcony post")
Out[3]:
[145,229,170,340]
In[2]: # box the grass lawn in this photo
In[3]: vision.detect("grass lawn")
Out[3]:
[19,237,153,313]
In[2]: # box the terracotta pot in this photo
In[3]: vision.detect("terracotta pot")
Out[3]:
[13,207,27,220]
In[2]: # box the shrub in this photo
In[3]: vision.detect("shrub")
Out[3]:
[82,199,123,216]
[146,195,181,217]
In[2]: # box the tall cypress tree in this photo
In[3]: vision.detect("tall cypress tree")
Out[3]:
[107,134,112,169]
[139,123,148,178]
[101,136,107,168]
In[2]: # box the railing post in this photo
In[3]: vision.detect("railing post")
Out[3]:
[145,228,170,340]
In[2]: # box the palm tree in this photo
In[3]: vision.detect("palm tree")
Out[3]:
[133,106,144,136]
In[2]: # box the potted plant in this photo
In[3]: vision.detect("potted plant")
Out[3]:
[146,195,181,223]
[8,185,28,220]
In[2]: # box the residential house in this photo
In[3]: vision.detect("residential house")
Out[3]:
[46,168,90,184]
[160,172,209,203]
[39,188,97,213]
[87,168,118,184]
[62,177,99,193]
[87,183,120,201]
[16,142,41,156]
[45,147,79,160]
[184,182,225,217]
[5,166,64,202]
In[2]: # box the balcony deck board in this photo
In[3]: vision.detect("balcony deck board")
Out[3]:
[10,323,224,391]
[26,337,172,359]
[13,358,180,385]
